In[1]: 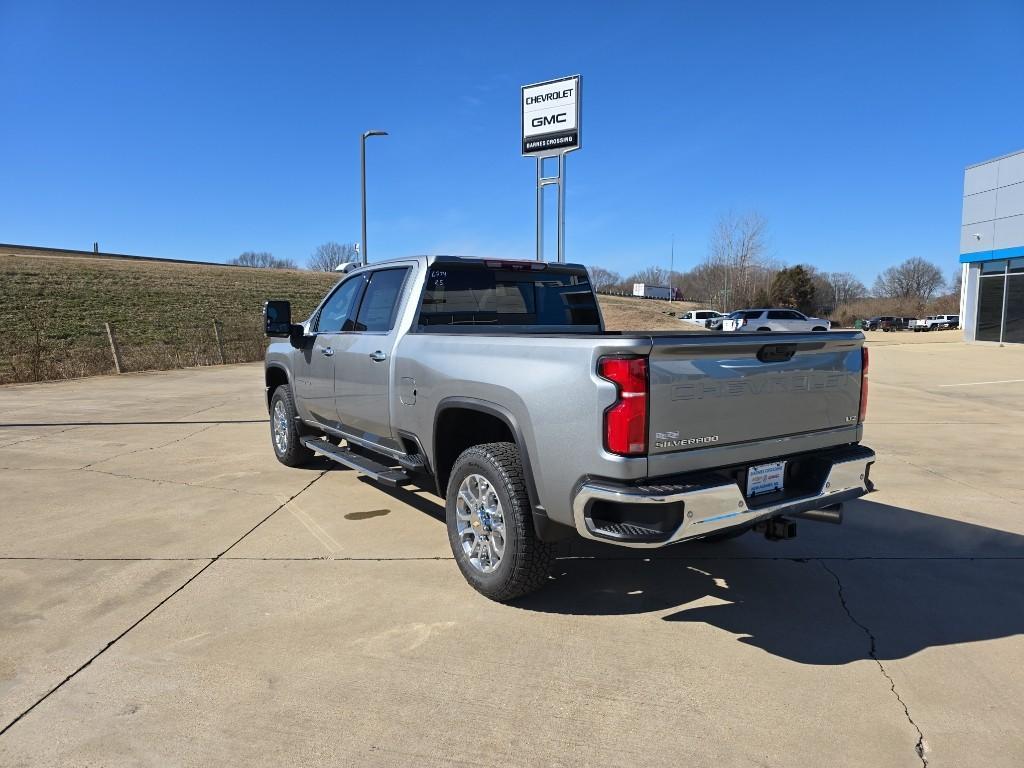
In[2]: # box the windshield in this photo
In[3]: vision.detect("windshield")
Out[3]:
[416,262,600,330]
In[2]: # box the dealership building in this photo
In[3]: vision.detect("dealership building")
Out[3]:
[959,148,1024,344]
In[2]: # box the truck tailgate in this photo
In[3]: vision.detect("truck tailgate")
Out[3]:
[647,332,863,457]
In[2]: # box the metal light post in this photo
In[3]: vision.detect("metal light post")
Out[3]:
[669,236,675,303]
[360,129,388,266]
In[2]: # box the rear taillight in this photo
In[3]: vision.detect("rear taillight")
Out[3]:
[859,346,869,422]
[598,356,648,456]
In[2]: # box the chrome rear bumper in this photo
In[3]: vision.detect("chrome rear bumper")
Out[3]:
[572,447,875,548]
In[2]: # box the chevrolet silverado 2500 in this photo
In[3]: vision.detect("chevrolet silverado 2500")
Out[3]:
[263,256,874,601]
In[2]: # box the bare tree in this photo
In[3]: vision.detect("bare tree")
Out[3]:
[587,265,621,292]
[308,241,358,272]
[872,257,945,301]
[950,268,963,297]
[629,266,670,287]
[805,265,834,312]
[802,267,867,313]
[829,272,868,305]
[706,210,770,307]
[229,251,297,269]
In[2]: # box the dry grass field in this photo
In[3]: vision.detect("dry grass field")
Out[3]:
[598,294,704,331]
[0,252,701,384]
[0,253,337,383]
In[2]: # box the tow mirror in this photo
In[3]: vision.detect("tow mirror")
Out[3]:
[264,300,292,337]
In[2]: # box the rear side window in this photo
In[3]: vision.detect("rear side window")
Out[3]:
[354,268,410,332]
[417,264,599,328]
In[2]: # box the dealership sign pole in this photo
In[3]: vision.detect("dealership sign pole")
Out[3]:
[522,75,580,262]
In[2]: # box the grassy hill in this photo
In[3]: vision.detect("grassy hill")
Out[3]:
[0,254,338,383]
[0,252,701,383]
[598,294,703,331]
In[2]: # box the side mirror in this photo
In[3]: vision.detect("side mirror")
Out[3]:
[264,300,292,337]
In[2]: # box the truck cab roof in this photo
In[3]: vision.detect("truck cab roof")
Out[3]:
[348,255,590,272]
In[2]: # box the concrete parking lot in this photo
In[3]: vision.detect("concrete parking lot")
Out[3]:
[1,339,1022,767]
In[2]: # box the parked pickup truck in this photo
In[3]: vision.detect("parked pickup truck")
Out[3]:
[263,256,875,601]
[912,314,959,332]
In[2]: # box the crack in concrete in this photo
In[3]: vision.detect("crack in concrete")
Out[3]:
[177,398,235,420]
[819,561,927,767]
[0,556,213,561]
[891,455,1023,507]
[81,467,275,498]
[0,470,327,738]
[79,423,218,469]
[0,424,89,449]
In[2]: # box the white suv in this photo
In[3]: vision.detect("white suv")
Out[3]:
[679,310,724,328]
[722,308,831,332]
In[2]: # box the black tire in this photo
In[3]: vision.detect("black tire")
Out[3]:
[445,442,554,602]
[269,385,315,467]
[757,327,772,332]
[812,326,827,332]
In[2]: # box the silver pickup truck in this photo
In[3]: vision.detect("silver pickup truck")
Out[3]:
[263,256,874,601]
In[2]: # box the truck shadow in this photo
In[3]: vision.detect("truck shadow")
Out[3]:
[515,499,1024,665]
[364,482,1024,665]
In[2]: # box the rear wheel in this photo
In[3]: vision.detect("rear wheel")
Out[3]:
[269,385,315,467]
[446,442,554,602]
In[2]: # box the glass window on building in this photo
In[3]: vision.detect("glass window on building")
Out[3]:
[1006,271,1024,344]
[975,259,1024,343]
[976,275,1004,342]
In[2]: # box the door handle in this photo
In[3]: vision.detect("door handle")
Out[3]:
[369,350,387,362]
[320,346,334,357]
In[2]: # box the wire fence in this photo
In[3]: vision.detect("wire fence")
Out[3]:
[0,319,268,385]
[0,294,741,385]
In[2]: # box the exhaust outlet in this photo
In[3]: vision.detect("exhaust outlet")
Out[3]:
[795,504,843,525]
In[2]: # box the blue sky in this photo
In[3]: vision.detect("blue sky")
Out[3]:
[2,1,1022,284]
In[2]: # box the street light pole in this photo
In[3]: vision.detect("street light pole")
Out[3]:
[669,235,674,303]
[360,129,388,266]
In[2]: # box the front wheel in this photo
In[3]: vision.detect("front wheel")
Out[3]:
[446,442,554,602]
[269,385,315,467]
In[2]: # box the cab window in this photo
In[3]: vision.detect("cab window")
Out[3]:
[314,276,365,333]
[354,268,410,332]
